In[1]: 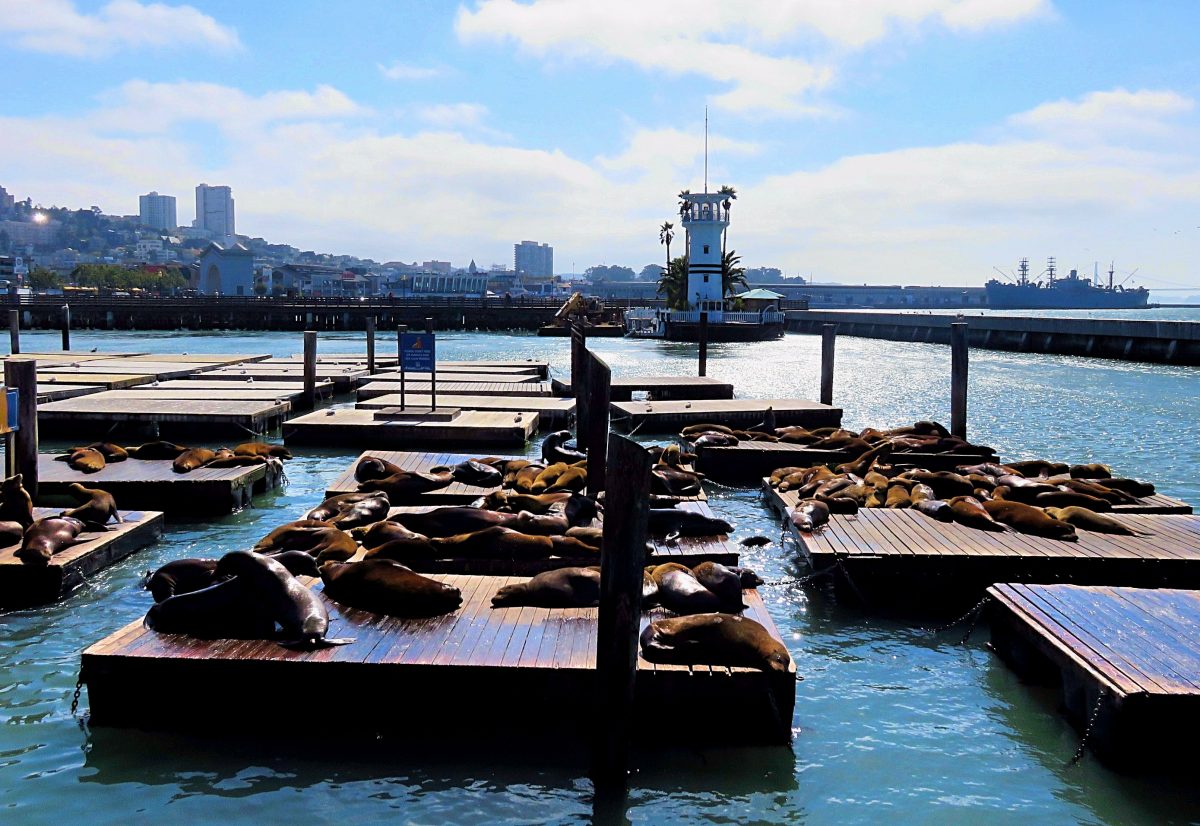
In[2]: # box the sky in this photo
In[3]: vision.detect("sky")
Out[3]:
[1,0,1199,288]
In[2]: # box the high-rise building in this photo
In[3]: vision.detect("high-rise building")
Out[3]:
[0,185,15,214]
[138,191,177,231]
[194,183,235,238]
[514,240,553,277]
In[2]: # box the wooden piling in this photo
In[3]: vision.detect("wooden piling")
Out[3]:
[60,304,70,351]
[302,330,317,411]
[593,433,651,787]
[698,311,709,377]
[584,350,611,494]
[950,321,968,439]
[572,325,589,448]
[365,316,376,375]
[396,325,408,409]
[425,317,436,411]
[4,358,38,496]
[8,309,18,355]
[820,323,836,406]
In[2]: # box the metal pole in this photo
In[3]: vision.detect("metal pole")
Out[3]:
[425,317,436,411]
[365,316,376,374]
[951,322,969,439]
[302,330,317,411]
[8,310,18,355]
[820,324,836,406]
[4,358,38,497]
[60,304,70,351]
[698,311,708,377]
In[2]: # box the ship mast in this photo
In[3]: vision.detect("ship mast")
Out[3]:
[1018,257,1030,286]
[1046,256,1056,285]
[1108,261,1115,291]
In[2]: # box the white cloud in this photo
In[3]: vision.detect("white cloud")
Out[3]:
[1009,88,1194,138]
[416,103,489,128]
[454,0,1052,116]
[378,62,443,81]
[0,0,240,57]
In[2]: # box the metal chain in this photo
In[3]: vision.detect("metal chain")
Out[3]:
[69,676,82,717]
[1068,688,1108,766]
[921,595,992,639]
[758,565,839,588]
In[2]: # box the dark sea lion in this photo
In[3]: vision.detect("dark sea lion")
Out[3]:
[946,496,1007,532]
[436,460,502,488]
[306,491,391,528]
[144,558,221,602]
[1057,479,1137,505]
[0,474,35,529]
[1044,507,1145,536]
[491,566,601,608]
[692,561,746,611]
[234,442,293,459]
[653,563,722,614]
[0,520,24,548]
[483,490,572,513]
[66,447,106,473]
[215,551,352,648]
[173,447,217,473]
[983,499,1077,541]
[647,507,733,537]
[1070,463,1112,479]
[680,423,734,437]
[430,526,560,560]
[640,613,792,674]
[542,430,587,464]
[18,516,86,565]
[1006,459,1069,478]
[144,577,275,638]
[357,469,453,499]
[72,442,128,462]
[914,499,954,522]
[836,442,893,477]
[354,455,404,484]
[789,500,830,533]
[566,525,604,546]
[1033,490,1112,512]
[739,535,771,547]
[355,519,431,550]
[385,506,511,538]
[128,441,189,460]
[908,471,974,499]
[1092,477,1154,497]
[651,466,704,497]
[321,559,462,617]
[729,566,765,588]
[691,432,739,448]
[61,482,122,528]
[253,519,359,563]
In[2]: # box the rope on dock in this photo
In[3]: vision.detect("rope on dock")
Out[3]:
[920,595,992,644]
[1068,688,1108,766]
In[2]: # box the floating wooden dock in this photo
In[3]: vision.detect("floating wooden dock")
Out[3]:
[441,360,549,378]
[366,371,541,385]
[284,408,538,448]
[37,395,290,438]
[356,380,554,399]
[611,398,842,433]
[608,376,735,401]
[778,506,1200,612]
[988,583,1200,768]
[37,455,285,515]
[324,450,517,502]
[125,379,335,400]
[198,366,366,393]
[0,508,163,609]
[81,573,791,743]
[36,382,105,403]
[692,442,994,482]
[355,394,575,427]
[37,371,156,389]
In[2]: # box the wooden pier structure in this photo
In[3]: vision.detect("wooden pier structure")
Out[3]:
[355,394,575,427]
[988,583,1200,768]
[611,398,842,434]
[283,408,538,448]
[356,379,554,399]
[0,508,163,609]
[37,395,291,438]
[37,455,285,515]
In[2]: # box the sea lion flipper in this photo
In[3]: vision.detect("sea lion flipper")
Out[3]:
[279,636,355,649]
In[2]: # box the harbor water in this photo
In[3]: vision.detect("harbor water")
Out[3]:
[1,329,1198,824]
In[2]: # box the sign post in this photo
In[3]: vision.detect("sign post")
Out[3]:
[396,324,408,409]
[400,326,435,411]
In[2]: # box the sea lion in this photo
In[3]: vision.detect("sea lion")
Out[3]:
[542,430,588,464]
[173,448,217,473]
[680,423,734,437]
[511,463,547,492]
[544,464,587,493]
[320,559,462,617]
[357,469,453,500]
[789,500,830,533]
[144,558,221,601]
[651,466,704,497]
[71,442,128,462]
[566,525,604,546]
[482,490,572,514]
[0,474,34,530]
[17,516,86,565]
[354,455,404,484]
[128,441,189,460]
[816,495,860,514]
[1006,459,1069,478]
[1057,479,1137,505]
[355,519,431,550]
[907,471,974,499]
[692,561,746,611]
[946,496,1007,532]
[1043,506,1145,536]
[914,499,954,522]
[429,526,561,560]
[1070,463,1111,479]
[436,460,502,488]
[884,485,911,509]
[773,426,817,444]
[650,563,722,614]
[1092,477,1155,497]
[253,519,359,564]
[530,462,569,493]
[647,507,733,537]
[740,535,771,548]
[0,520,24,548]
[640,613,792,674]
[491,566,601,608]
[306,491,391,528]
[836,442,894,477]
[214,551,352,648]
[983,499,1077,541]
[691,432,740,448]
[66,447,106,473]
[1033,490,1112,512]
[909,483,936,504]
[61,482,122,528]
[144,577,276,638]
[234,442,293,460]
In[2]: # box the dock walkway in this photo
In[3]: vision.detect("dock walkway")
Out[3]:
[608,376,734,402]
[37,395,290,438]
[284,408,538,448]
[357,380,553,399]
[355,394,575,427]
[611,398,842,433]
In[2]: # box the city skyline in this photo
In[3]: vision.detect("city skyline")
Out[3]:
[1,2,1198,288]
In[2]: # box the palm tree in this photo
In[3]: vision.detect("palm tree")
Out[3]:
[658,221,674,283]
[657,254,689,310]
[722,249,748,297]
[718,184,737,257]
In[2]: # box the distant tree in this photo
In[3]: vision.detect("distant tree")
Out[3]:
[584,264,636,283]
[27,267,62,290]
[637,264,661,281]
[658,220,674,286]
[722,249,748,297]
[656,255,689,309]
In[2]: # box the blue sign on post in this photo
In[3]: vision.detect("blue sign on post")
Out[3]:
[400,333,435,372]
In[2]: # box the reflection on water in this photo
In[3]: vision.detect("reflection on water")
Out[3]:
[0,329,1197,824]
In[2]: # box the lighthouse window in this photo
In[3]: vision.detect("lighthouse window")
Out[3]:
[703,245,710,254]
[703,275,709,283]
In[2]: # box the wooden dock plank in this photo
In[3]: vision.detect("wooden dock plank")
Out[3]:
[37,396,291,438]
[355,393,575,426]
[357,380,554,398]
[284,408,537,449]
[612,398,841,434]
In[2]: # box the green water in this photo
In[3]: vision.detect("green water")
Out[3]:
[2,329,1198,824]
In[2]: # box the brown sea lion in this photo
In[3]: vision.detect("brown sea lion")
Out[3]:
[306,491,391,529]
[510,463,547,492]
[72,442,128,462]
[354,455,403,484]
[357,469,453,500]
[768,466,807,486]
[773,426,817,444]
[544,465,587,493]
[650,563,722,615]
[253,519,359,563]
[17,516,86,565]
[680,423,734,437]
[692,561,746,611]
[143,558,221,602]
[789,500,830,533]
[66,447,106,473]
[61,482,122,528]
[909,483,936,504]
[428,526,561,560]
[320,559,462,618]
[354,519,431,550]
[651,466,704,497]
[565,525,604,546]
[482,490,572,514]
[128,441,189,460]
[884,485,911,509]
[491,566,601,608]
[1091,477,1155,497]
[0,474,34,530]
[0,520,23,548]
[1057,479,1138,505]
[530,462,569,493]
[433,460,503,488]
[691,432,739,448]
[908,471,974,499]
[1006,459,1069,478]
[173,448,217,473]
[982,499,1077,541]
[1070,463,1112,479]
[542,430,588,464]
[947,496,1007,532]
[1033,490,1112,512]
[234,442,293,460]
[1043,507,1145,536]
[836,442,894,477]
[640,613,792,674]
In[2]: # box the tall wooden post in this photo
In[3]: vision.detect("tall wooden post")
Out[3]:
[8,310,18,355]
[365,316,376,374]
[820,324,836,406]
[572,325,589,447]
[302,330,317,411]
[60,304,70,351]
[950,322,969,439]
[698,311,709,377]
[585,351,611,494]
[425,317,436,411]
[4,358,38,496]
[593,433,651,789]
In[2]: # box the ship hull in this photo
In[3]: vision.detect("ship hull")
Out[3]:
[986,284,1149,310]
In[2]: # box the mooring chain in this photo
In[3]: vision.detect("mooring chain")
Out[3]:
[921,595,993,643]
[1068,688,1109,766]
[758,565,839,588]
[69,675,83,718]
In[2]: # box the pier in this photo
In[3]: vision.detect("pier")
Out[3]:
[283,408,538,448]
[611,398,841,433]
[355,394,575,427]
[694,442,995,483]
[38,395,290,438]
[357,378,554,399]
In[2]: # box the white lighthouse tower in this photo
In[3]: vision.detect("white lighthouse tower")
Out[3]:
[680,192,728,316]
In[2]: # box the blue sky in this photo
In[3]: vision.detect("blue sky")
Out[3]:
[2,1,1198,287]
